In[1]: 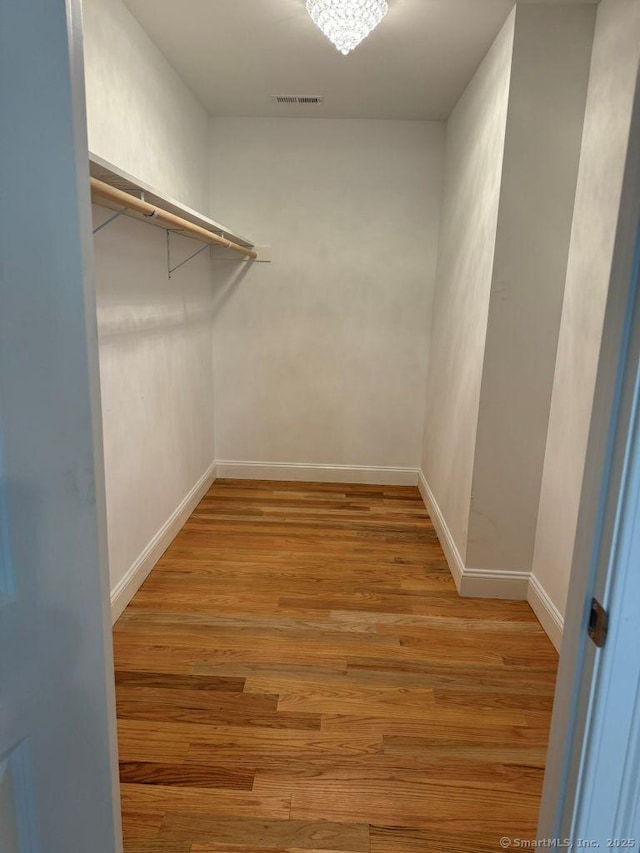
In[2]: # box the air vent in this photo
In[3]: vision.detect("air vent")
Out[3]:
[271,95,325,105]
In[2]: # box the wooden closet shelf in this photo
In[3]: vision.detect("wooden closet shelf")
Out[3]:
[89,154,258,260]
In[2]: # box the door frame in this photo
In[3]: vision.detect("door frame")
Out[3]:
[0,0,123,848]
[65,1,124,844]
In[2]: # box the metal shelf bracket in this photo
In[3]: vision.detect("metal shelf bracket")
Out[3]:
[93,207,126,235]
[166,230,210,279]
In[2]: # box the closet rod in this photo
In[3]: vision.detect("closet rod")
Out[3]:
[90,177,258,260]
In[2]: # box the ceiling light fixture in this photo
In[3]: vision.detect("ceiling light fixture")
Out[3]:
[306,0,389,56]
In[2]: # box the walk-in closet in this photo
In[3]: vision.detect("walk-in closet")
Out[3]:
[2,0,640,851]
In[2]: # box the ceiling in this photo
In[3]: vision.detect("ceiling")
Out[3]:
[123,0,597,121]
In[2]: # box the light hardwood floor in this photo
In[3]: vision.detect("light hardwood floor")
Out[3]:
[113,479,558,853]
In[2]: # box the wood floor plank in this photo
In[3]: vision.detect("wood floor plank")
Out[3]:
[343,662,557,693]
[114,479,558,853]
[119,761,255,790]
[114,670,247,693]
[191,662,349,678]
[117,698,322,731]
[158,815,370,851]
[121,783,290,820]
[370,825,504,853]
[252,757,545,795]
[114,637,348,670]
[119,843,191,853]
[184,726,382,766]
[330,609,551,634]
[322,713,552,746]
[382,730,551,753]
[275,688,529,725]
[115,623,402,652]
[117,720,191,764]
[121,809,164,841]
[116,684,280,715]
[287,777,539,834]
[191,847,365,853]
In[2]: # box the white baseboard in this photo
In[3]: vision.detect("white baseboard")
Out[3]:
[528,573,564,652]
[215,460,419,486]
[108,460,562,648]
[110,461,217,623]
[417,470,464,590]
[418,470,529,600]
[461,567,530,600]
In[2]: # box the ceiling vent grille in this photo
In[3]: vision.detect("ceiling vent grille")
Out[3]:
[271,95,325,105]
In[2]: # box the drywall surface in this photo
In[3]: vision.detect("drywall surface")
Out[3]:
[466,5,595,571]
[92,205,216,595]
[421,12,515,562]
[83,0,209,211]
[532,0,640,617]
[209,118,443,470]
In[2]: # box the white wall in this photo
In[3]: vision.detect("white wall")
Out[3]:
[466,5,594,572]
[92,206,217,614]
[209,118,444,476]
[421,12,515,560]
[532,0,640,620]
[83,0,220,615]
[421,6,595,608]
[83,0,209,212]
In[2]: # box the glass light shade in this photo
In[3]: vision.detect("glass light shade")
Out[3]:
[306,0,389,56]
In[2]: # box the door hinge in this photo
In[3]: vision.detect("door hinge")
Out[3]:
[588,597,609,648]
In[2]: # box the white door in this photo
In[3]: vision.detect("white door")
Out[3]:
[0,0,122,850]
